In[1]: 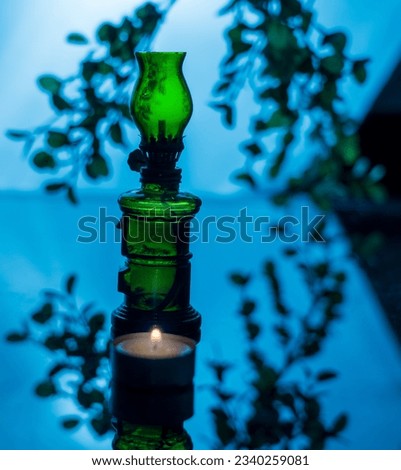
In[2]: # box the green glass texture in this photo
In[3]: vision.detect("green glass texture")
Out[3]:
[113,422,192,450]
[130,52,193,142]
[118,182,200,313]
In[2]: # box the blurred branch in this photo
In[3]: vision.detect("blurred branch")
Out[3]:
[6,1,174,204]
[6,275,112,437]
[207,0,382,450]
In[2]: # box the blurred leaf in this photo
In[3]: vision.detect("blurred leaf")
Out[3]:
[317,370,337,381]
[211,408,236,446]
[353,60,369,84]
[209,362,231,382]
[35,381,56,398]
[318,80,337,112]
[301,10,313,32]
[88,390,105,404]
[269,150,286,178]
[32,151,56,169]
[6,332,28,342]
[278,392,295,412]
[47,131,68,148]
[211,103,234,127]
[314,262,329,278]
[247,322,260,340]
[52,95,72,111]
[216,390,234,402]
[269,109,294,128]
[336,133,360,165]
[366,183,387,204]
[218,0,239,15]
[254,366,278,392]
[230,273,250,286]
[32,303,53,324]
[45,182,67,192]
[38,75,61,94]
[96,23,117,43]
[44,335,65,351]
[78,388,104,408]
[66,33,89,45]
[110,122,123,144]
[323,32,347,53]
[6,130,29,140]
[274,325,290,343]
[284,131,295,145]
[215,81,230,93]
[264,261,289,315]
[67,186,78,205]
[354,232,384,259]
[334,272,346,283]
[136,3,162,34]
[49,363,68,377]
[227,24,252,56]
[281,0,302,18]
[302,339,320,356]
[271,193,289,206]
[85,154,109,179]
[284,248,297,256]
[244,142,262,157]
[98,62,114,75]
[66,275,77,294]
[267,20,298,50]
[136,3,160,20]
[91,416,110,436]
[331,413,348,434]
[82,61,97,82]
[305,397,321,419]
[89,313,105,334]
[234,172,256,188]
[255,110,295,132]
[240,300,256,317]
[321,54,344,76]
[62,418,81,429]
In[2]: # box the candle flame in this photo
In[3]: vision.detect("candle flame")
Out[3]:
[150,327,162,344]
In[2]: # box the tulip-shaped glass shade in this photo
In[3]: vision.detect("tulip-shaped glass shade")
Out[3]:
[130,52,193,147]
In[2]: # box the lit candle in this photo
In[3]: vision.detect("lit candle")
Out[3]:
[115,327,194,359]
[111,327,196,425]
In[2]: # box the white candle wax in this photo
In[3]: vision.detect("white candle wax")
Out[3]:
[115,330,194,359]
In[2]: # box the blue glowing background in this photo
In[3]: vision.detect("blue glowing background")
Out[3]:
[1,0,401,450]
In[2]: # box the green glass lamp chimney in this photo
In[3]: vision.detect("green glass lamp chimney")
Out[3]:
[131,52,192,146]
[111,52,201,450]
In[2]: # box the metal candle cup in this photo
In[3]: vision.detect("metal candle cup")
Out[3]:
[111,330,196,425]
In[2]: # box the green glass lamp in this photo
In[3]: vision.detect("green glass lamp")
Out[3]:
[131,52,192,152]
[111,52,201,450]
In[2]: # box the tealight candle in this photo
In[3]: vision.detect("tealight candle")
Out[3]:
[116,327,193,359]
[111,327,196,425]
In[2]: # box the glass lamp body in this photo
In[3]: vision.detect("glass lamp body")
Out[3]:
[112,181,201,340]
[111,52,201,450]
